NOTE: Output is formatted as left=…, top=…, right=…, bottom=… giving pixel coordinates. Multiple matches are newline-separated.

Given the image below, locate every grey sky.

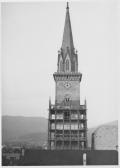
left=2, top=1, right=119, bottom=128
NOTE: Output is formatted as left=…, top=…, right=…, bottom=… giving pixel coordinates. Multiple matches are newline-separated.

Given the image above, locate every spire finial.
left=66, top=2, right=69, bottom=9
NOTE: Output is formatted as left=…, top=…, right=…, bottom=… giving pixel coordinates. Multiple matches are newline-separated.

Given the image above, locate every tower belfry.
left=48, top=3, right=87, bottom=150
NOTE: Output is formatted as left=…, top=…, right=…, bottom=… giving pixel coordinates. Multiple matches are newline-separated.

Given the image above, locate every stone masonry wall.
left=93, top=124, right=118, bottom=150
left=56, top=80, right=80, bottom=104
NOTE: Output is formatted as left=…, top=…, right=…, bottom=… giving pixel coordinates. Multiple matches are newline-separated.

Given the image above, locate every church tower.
left=48, top=3, right=87, bottom=150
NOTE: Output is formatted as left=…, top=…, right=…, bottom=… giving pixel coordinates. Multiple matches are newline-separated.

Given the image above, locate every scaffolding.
left=48, top=103, right=87, bottom=150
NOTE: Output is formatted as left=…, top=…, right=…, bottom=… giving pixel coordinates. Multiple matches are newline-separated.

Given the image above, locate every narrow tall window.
left=60, top=60, right=63, bottom=71
left=66, top=59, right=69, bottom=71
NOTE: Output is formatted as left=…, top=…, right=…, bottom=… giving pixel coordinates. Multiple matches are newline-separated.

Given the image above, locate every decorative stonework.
left=53, top=73, right=82, bottom=81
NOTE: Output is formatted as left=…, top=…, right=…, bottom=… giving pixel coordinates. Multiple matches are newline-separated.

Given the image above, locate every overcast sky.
left=2, top=0, right=119, bottom=128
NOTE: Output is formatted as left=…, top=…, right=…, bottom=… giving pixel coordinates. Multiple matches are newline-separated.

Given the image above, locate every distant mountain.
left=2, top=116, right=118, bottom=148
left=2, top=116, right=48, bottom=146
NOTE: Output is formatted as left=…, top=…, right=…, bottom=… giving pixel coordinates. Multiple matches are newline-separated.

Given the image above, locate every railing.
left=51, top=127, right=85, bottom=130
left=50, top=116, right=86, bottom=120
left=56, top=137, right=86, bottom=141
left=57, top=115, right=64, bottom=119
left=50, top=135, right=86, bottom=141
left=71, top=116, right=86, bottom=120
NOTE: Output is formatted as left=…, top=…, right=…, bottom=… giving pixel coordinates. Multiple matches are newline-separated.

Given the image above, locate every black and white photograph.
left=1, top=0, right=119, bottom=166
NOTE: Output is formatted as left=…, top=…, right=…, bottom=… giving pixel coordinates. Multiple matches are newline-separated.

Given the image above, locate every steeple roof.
left=61, top=2, right=74, bottom=53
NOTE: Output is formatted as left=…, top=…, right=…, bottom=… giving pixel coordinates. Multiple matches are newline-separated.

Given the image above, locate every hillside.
left=2, top=116, right=48, bottom=146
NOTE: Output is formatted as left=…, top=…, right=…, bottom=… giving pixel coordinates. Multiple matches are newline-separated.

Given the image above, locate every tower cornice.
left=53, top=72, right=82, bottom=82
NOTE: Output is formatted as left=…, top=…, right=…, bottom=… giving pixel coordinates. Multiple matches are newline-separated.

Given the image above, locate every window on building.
left=66, top=59, right=69, bottom=71
left=51, top=133, right=55, bottom=138
left=56, top=114, right=63, bottom=119
left=64, top=123, right=70, bottom=130
left=71, top=124, right=78, bottom=130
left=51, top=141, right=55, bottom=150
left=51, top=114, right=55, bottom=119
left=81, top=132, right=84, bottom=137
left=64, top=111, right=70, bottom=121
left=81, top=142, right=84, bottom=148
left=71, top=114, right=78, bottom=119
left=51, top=123, right=55, bottom=129
left=81, top=114, right=83, bottom=119
left=80, top=123, right=84, bottom=129
left=56, top=124, right=63, bottom=130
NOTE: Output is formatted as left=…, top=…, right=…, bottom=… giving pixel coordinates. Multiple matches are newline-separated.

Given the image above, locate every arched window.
left=66, top=59, right=69, bottom=72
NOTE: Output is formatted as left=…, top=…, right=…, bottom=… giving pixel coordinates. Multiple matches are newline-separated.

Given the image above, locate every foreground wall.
left=18, top=150, right=118, bottom=165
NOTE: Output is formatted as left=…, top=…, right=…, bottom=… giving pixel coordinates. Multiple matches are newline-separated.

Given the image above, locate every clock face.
left=64, top=82, right=71, bottom=88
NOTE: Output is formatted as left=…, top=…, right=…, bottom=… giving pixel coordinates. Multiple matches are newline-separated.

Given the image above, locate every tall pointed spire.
left=61, top=2, right=74, bottom=54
